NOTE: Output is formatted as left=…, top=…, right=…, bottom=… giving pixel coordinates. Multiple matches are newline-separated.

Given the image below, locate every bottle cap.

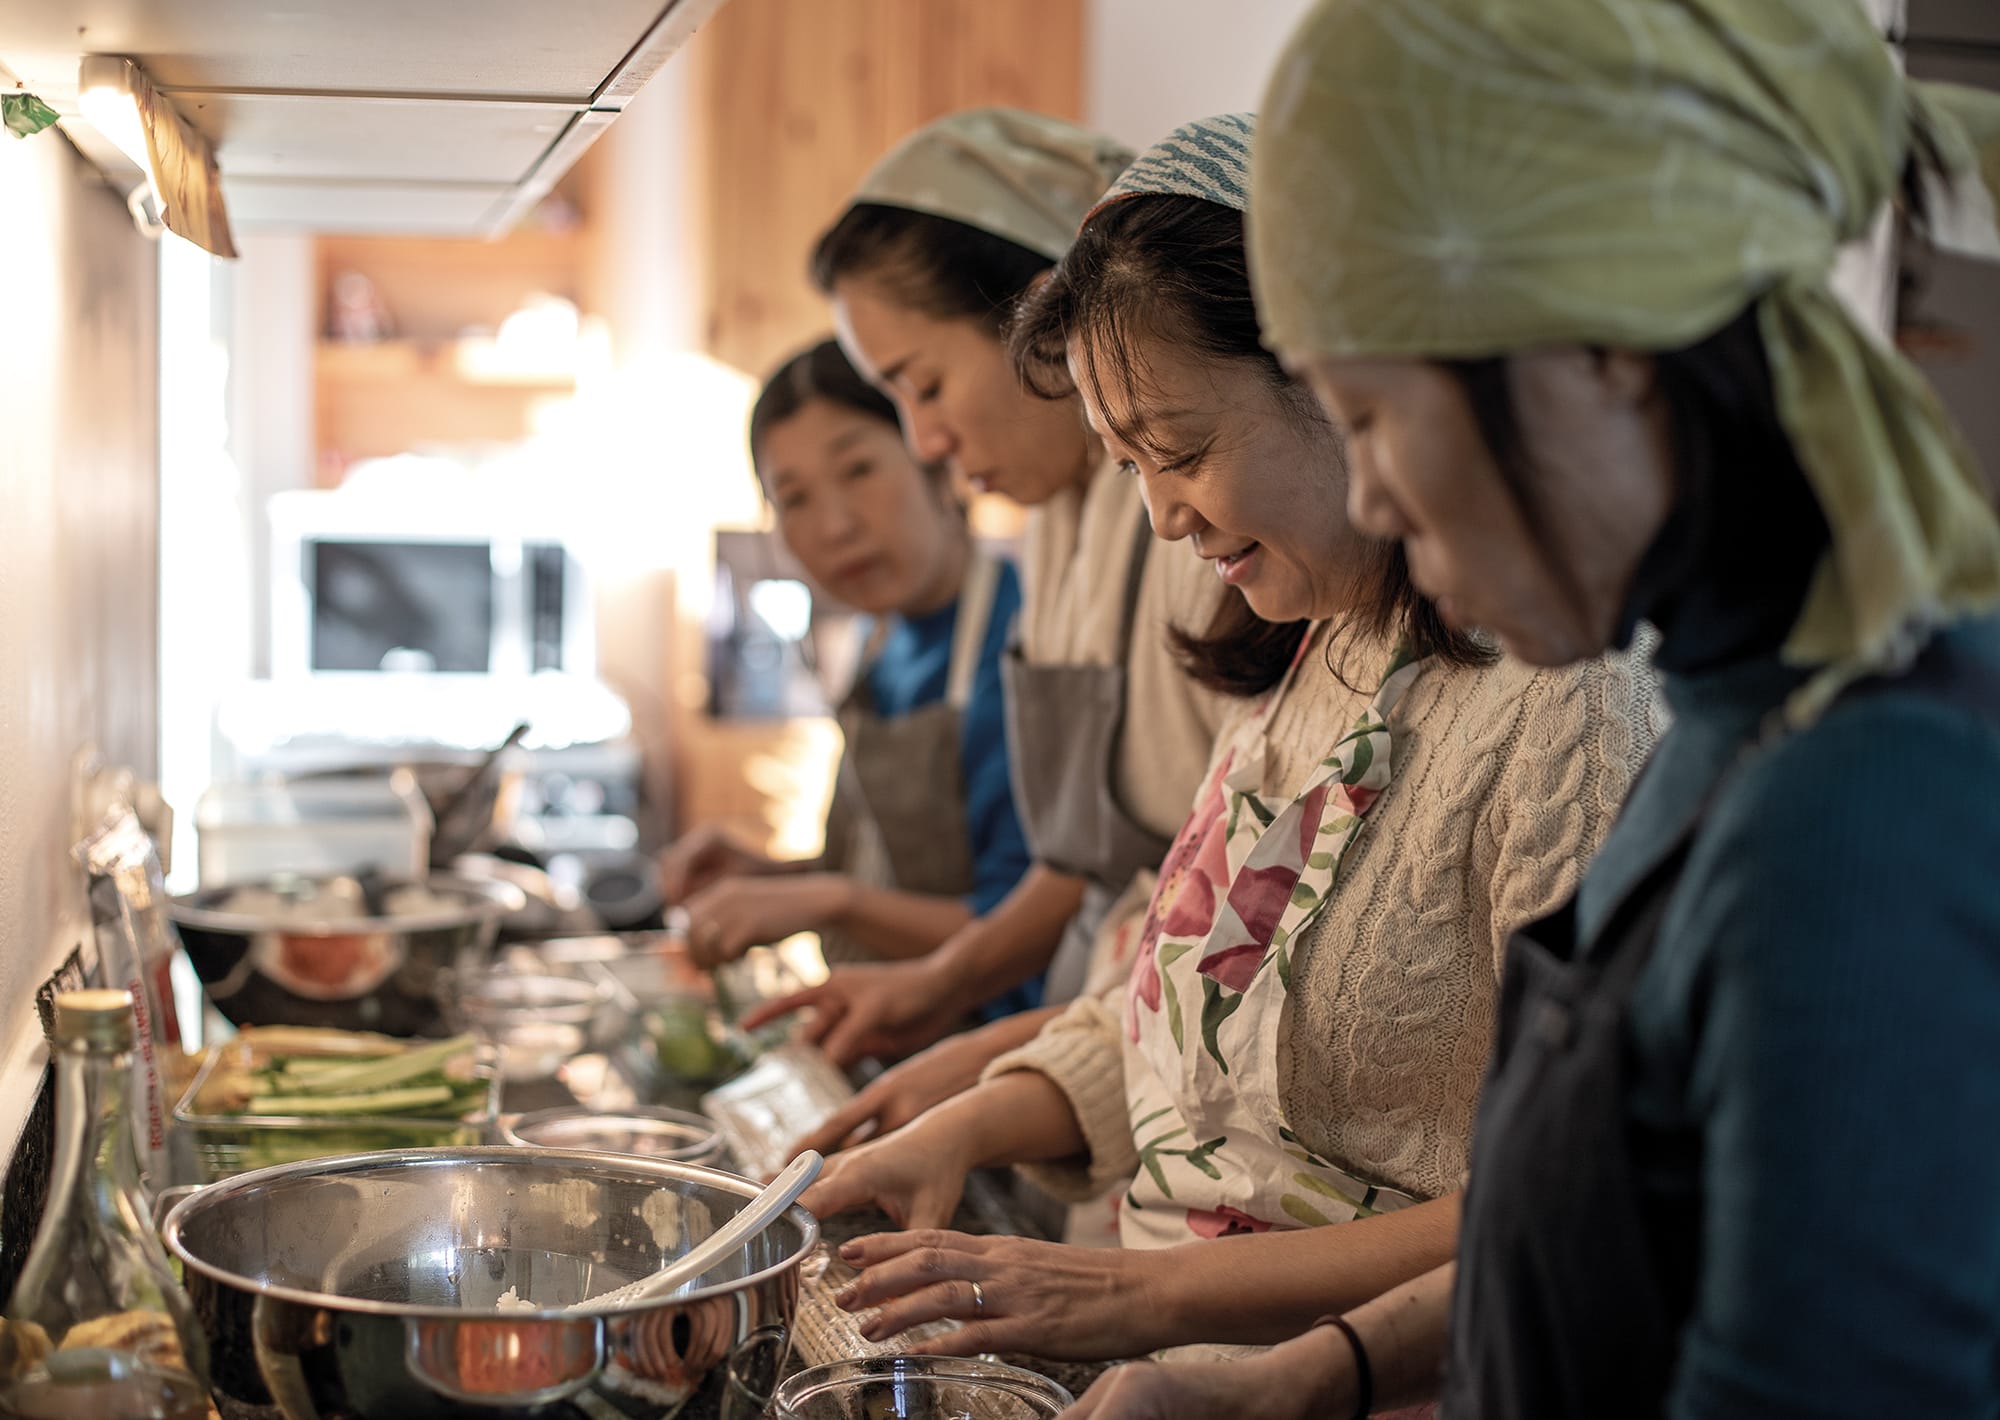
left=52, top=989, right=137, bottom=1052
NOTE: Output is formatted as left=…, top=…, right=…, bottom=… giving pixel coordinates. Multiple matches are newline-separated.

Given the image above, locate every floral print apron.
left=1119, top=634, right=1428, bottom=1248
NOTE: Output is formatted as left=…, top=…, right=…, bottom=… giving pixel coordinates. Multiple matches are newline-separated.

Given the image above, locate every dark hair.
left=748, top=339, right=900, bottom=478
left=810, top=204, right=1051, bottom=333
left=1444, top=304, right=1827, bottom=653
left=1010, top=192, right=1493, bottom=696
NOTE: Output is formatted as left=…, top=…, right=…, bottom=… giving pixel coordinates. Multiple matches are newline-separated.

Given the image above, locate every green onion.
left=242, top=1085, right=458, bottom=1116
left=263, top=1035, right=476, bottom=1097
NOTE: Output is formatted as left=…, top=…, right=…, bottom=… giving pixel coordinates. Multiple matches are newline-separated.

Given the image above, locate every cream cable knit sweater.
left=990, top=629, right=1660, bottom=1209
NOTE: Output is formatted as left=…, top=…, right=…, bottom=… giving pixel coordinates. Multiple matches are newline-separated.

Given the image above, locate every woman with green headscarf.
left=742, top=110, right=1236, bottom=1129
left=1066, top=3, right=2000, bottom=1419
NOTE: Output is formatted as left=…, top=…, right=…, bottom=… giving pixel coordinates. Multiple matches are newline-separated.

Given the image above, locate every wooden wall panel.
left=688, top=0, right=1086, bottom=378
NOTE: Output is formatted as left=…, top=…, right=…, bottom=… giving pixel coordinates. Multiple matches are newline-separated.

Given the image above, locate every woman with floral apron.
left=1064, top=4, right=2000, bottom=1417
left=1117, top=641, right=1427, bottom=1254
left=744, top=109, right=1233, bottom=1075
left=796, top=116, right=1656, bottom=1369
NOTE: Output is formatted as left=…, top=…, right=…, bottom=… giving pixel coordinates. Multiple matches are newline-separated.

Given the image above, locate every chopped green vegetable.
left=259, top=1034, right=476, bottom=1097
left=244, top=1085, right=458, bottom=1117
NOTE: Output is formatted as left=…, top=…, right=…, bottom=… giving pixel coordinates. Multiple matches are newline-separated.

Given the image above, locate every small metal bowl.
left=503, top=1106, right=726, bottom=1167
left=773, top=1356, right=1073, bottom=1419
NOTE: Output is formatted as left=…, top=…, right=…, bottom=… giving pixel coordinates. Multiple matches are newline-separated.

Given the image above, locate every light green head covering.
left=1250, top=0, right=2000, bottom=721
left=850, top=108, right=1133, bottom=260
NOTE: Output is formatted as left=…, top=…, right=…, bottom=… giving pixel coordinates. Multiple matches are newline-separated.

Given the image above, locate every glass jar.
left=0, top=990, right=211, bottom=1420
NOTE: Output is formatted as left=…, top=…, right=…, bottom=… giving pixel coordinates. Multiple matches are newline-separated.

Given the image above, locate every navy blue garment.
left=866, top=558, right=1039, bottom=1019
left=1569, top=614, right=2000, bottom=1420
left=1562, top=422, right=2000, bottom=1417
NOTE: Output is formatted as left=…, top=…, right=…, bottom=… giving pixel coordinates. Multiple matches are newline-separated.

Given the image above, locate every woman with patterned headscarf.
left=1069, top=3, right=2000, bottom=1419
left=743, top=110, right=1236, bottom=1129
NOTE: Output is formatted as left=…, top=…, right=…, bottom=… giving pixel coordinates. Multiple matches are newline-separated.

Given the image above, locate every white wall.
left=0, top=132, right=160, bottom=1160
left=1086, top=0, right=1316, bottom=150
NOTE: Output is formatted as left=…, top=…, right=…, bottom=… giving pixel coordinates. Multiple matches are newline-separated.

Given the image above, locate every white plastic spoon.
left=574, top=1150, right=823, bottom=1312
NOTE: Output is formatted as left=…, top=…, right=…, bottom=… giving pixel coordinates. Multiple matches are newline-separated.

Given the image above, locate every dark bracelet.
left=1313, top=1314, right=1373, bottom=1420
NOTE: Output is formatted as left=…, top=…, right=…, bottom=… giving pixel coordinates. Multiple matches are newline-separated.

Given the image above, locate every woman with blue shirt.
left=666, top=340, right=1037, bottom=1017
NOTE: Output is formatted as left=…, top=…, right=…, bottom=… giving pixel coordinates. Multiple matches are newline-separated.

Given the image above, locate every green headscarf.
left=850, top=108, right=1133, bottom=261
left=1249, top=0, right=2000, bottom=721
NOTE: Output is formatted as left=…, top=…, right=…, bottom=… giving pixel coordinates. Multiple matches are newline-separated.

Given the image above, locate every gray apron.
left=818, top=550, right=1003, bottom=965
left=1001, top=515, right=1172, bottom=1005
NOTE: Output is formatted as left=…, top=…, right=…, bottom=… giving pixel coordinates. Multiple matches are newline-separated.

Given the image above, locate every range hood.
left=0, top=0, right=730, bottom=236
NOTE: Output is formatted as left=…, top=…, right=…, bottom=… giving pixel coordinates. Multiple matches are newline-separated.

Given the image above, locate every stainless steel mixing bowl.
left=172, top=873, right=523, bottom=1036
left=163, top=1146, right=817, bottom=1419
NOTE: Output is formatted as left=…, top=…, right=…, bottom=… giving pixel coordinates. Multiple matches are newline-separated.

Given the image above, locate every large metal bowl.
left=164, top=1147, right=817, bottom=1419
left=172, top=873, right=524, bottom=1035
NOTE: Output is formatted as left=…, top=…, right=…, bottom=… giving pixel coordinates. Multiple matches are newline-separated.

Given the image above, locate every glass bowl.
left=772, top=1356, right=1073, bottom=1419
left=455, top=971, right=605, bottom=1082
left=502, top=1105, right=726, bottom=1167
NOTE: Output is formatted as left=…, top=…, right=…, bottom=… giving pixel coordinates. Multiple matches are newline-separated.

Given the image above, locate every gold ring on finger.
left=969, top=1279, right=986, bottom=1317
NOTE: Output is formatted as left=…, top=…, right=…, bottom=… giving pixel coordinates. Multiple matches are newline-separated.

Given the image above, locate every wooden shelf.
left=317, top=339, right=578, bottom=390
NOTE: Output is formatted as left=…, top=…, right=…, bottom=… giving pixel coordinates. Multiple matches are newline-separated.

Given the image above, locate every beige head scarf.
left=849, top=107, right=1134, bottom=260
left=1250, top=0, right=2000, bottom=722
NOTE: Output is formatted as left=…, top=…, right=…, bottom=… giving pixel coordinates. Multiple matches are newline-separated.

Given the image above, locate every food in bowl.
left=645, top=998, right=749, bottom=1086
left=173, top=1026, right=498, bottom=1181
left=172, top=873, right=519, bottom=1037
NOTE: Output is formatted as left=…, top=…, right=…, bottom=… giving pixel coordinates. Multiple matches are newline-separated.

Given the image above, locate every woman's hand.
left=740, top=957, right=961, bottom=1066
left=658, top=824, right=774, bottom=902
left=792, top=1010, right=1054, bottom=1155
left=833, top=1231, right=1176, bottom=1362
left=1063, top=1325, right=1359, bottom=1419
left=681, top=873, right=850, bottom=968
left=796, top=1112, right=978, bottom=1230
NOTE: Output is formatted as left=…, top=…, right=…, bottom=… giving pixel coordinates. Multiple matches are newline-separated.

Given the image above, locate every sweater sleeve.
left=1660, top=696, right=2000, bottom=1420
left=1480, top=656, right=1649, bottom=973
left=981, top=996, right=1138, bottom=1202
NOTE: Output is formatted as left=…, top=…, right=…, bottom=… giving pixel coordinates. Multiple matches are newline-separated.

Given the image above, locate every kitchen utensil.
left=172, top=873, right=523, bottom=1036
left=772, top=1357, right=1073, bottom=1419
left=428, top=721, right=529, bottom=865
left=163, top=1146, right=817, bottom=1419
left=502, top=1106, right=725, bottom=1166
left=576, top=1151, right=821, bottom=1312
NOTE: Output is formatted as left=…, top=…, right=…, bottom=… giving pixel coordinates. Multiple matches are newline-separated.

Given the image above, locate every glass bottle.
left=0, top=990, right=210, bottom=1420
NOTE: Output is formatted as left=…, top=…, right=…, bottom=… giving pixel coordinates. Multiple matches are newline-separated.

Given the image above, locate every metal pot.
left=172, top=873, right=524, bottom=1036
left=163, top=1147, right=816, bottom=1420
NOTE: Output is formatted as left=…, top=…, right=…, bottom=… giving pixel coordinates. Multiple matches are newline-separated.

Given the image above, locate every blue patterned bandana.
left=1096, top=112, right=1254, bottom=216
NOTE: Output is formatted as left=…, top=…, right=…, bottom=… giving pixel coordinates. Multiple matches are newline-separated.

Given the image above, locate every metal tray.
left=172, top=1035, right=502, bottom=1183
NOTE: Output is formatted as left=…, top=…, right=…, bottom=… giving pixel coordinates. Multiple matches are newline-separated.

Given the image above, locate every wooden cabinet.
left=310, top=215, right=587, bottom=478
left=686, top=0, right=1085, bottom=379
